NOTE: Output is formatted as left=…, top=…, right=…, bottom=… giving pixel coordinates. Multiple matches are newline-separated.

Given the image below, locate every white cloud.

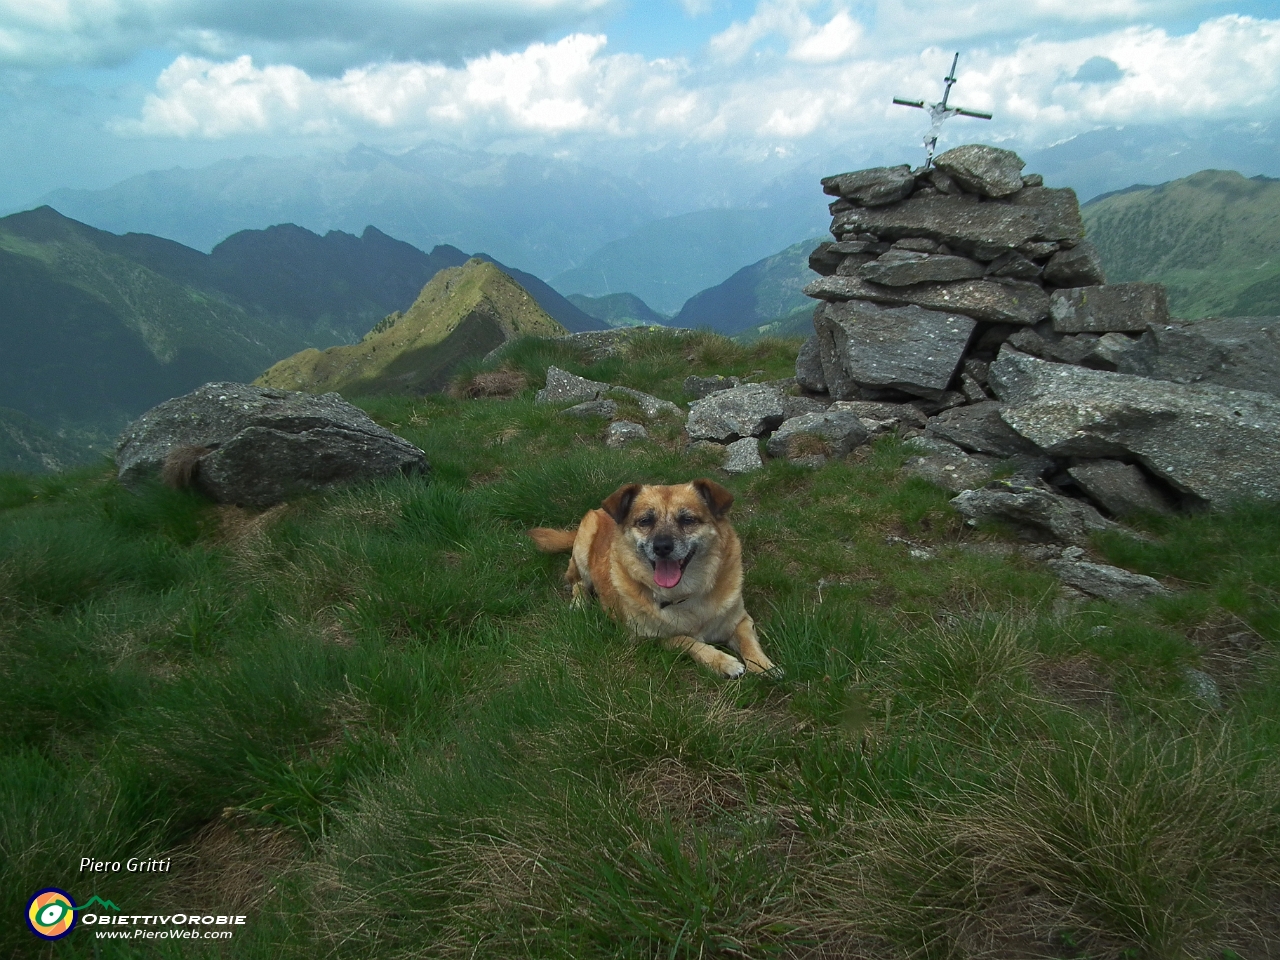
left=112, top=33, right=693, bottom=138
left=789, top=10, right=860, bottom=63
left=0, top=0, right=614, bottom=68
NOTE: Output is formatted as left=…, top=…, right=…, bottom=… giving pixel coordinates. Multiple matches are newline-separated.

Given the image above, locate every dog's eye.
left=635, top=515, right=655, bottom=528
left=678, top=515, right=700, bottom=527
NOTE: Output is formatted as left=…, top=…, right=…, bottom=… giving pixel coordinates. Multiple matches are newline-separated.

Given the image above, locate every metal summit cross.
left=893, top=52, right=992, bottom=168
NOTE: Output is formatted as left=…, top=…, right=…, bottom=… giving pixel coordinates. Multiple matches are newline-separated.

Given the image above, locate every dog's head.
left=601, top=479, right=734, bottom=590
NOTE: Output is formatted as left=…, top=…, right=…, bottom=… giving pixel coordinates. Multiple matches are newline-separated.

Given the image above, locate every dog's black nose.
left=652, top=534, right=674, bottom=558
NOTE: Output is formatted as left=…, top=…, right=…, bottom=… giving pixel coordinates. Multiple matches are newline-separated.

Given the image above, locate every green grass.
left=2, top=329, right=1278, bottom=959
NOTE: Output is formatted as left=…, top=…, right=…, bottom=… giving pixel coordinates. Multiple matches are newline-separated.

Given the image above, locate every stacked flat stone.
left=796, top=143, right=1280, bottom=517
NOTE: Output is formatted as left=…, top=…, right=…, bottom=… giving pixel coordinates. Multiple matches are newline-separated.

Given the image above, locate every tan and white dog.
left=528, top=479, right=776, bottom=678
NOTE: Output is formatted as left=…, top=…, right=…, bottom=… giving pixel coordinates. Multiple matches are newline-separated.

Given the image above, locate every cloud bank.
left=110, top=12, right=1280, bottom=155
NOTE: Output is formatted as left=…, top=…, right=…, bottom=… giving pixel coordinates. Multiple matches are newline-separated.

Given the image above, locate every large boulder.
left=950, top=481, right=1119, bottom=544
left=765, top=410, right=870, bottom=462
left=805, top=275, right=1049, bottom=326
left=686, top=384, right=786, bottom=442
left=1067, top=460, right=1173, bottom=516
left=1049, top=283, right=1168, bottom=333
left=990, top=348, right=1280, bottom=506
left=858, top=250, right=986, bottom=286
left=903, top=438, right=1001, bottom=493
left=115, top=382, right=429, bottom=509
left=1114, top=316, right=1280, bottom=397
left=814, top=299, right=976, bottom=401
left=933, top=145, right=1026, bottom=198
left=536, top=366, right=610, bottom=403
left=795, top=335, right=827, bottom=393
left=1046, top=559, right=1170, bottom=603
left=1043, top=241, right=1106, bottom=287
left=830, top=187, right=1085, bottom=259
left=924, top=401, right=1044, bottom=458
left=821, top=165, right=915, bottom=206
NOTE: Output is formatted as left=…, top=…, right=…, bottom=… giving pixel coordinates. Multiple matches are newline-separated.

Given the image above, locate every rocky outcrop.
left=116, top=382, right=429, bottom=508
left=989, top=349, right=1280, bottom=507
left=686, top=384, right=786, bottom=442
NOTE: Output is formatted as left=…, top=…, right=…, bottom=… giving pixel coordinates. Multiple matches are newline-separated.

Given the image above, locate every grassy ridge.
left=2, top=330, right=1278, bottom=959
left=1083, top=170, right=1280, bottom=319
left=256, top=261, right=567, bottom=397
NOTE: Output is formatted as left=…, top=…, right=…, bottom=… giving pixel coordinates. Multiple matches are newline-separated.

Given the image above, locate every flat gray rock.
left=795, top=335, right=827, bottom=393
left=1068, top=459, right=1172, bottom=516
left=1050, top=283, right=1168, bottom=333
left=115, top=382, right=429, bottom=509
left=934, top=145, right=1026, bottom=198
left=902, top=438, right=1000, bottom=493
left=858, top=250, right=986, bottom=286
left=805, top=274, right=1049, bottom=326
left=606, top=421, right=647, bottom=449
left=925, top=401, right=1044, bottom=458
left=1046, top=560, right=1170, bottom=603
left=536, top=366, right=609, bottom=403
left=608, top=385, right=683, bottom=419
left=990, top=348, right=1280, bottom=506
left=781, top=394, right=831, bottom=419
left=1114, top=316, right=1280, bottom=397
left=722, top=437, right=763, bottom=474
left=561, top=399, right=618, bottom=419
left=950, top=481, right=1119, bottom=544
left=684, top=374, right=742, bottom=399
left=821, top=165, right=915, bottom=206
left=986, top=251, right=1042, bottom=280
left=1043, top=241, right=1106, bottom=287
left=814, top=299, right=976, bottom=401
left=766, top=410, right=869, bottom=460
left=686, top=384, right=785, bottom=441
left=831, top=187, right=1084, bottom=258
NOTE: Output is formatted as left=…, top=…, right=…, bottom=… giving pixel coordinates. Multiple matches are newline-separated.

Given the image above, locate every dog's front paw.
left=714, top=654, right=746, bottom=679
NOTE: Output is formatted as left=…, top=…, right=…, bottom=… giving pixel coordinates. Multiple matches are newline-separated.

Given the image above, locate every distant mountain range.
left=0, top=207, right=602, bottom=450
left=34, top=143, right=660, bottom=279
left=259, top=260, right=566, bottom=398
left=567, top=293, right=668, bottom=328
left=1083, top=169, right=1280, bottom=319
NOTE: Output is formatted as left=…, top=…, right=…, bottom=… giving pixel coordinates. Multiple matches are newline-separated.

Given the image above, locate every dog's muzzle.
left=650, top=538, right=696, bottom=589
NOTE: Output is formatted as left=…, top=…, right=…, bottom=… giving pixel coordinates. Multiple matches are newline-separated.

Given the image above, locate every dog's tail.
left=528, top=527, right=577, bottom=553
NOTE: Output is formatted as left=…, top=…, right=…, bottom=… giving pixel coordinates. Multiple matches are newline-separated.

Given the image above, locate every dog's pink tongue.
left=654, top=559, right=683, bottom=589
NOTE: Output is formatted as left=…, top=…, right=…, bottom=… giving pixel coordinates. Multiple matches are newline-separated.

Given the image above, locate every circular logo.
left=27, top=889, right=77, bottom=940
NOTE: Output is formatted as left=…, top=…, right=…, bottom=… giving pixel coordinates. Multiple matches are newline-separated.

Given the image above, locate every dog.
left=528, top=478, right=776, bottom=678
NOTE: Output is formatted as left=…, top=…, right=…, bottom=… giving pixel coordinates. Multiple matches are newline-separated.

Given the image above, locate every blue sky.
left=2, top=0, right=1279, bottom=210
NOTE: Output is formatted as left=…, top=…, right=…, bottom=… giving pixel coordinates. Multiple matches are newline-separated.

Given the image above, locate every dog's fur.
left=528, top=479, right=775, bottom=678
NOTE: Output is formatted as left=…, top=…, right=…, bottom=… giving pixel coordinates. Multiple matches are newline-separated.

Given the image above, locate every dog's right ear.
left=601, top=483, right=642, bottom=524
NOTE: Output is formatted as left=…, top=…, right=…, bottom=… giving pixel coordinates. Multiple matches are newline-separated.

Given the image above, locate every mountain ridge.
left=256, top=260, right=567, bottom=397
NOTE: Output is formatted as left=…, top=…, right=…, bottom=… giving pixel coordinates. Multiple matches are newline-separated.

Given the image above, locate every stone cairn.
left=791, top=143, right=1280, bottom=532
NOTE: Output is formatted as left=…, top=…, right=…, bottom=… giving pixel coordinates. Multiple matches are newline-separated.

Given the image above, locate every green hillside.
left=3, top=329, right=1279, bottom=959
left=567, top=292, right=668, bottom=327
left=675, top=237, right=821, bottom=336
left=0, top=215, right=289, bottom=432
left=0, top=407, right=94, bottom=474
left=257, top=260, right=567, bottom=397
left=1083, top=170, right=1280, bottom=318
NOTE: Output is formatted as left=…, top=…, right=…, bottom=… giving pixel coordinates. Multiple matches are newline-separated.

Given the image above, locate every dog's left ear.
left=601, top=483, right=642, bottom=524
left=693, top=478, right=734, bottom=518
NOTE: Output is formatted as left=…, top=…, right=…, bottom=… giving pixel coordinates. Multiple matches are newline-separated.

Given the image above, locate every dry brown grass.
left=160, top=444, right=210, bottom=490
left=449, top=368, right=528, bottom=399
